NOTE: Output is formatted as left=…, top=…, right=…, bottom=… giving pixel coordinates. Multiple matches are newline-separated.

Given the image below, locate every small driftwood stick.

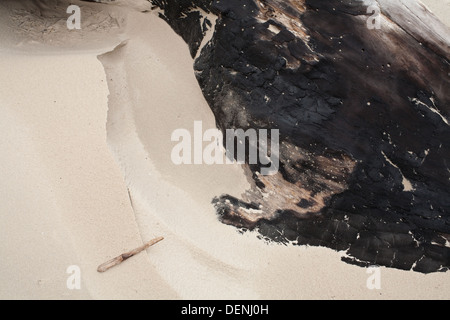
left=97, top=236, right=164, bottom=273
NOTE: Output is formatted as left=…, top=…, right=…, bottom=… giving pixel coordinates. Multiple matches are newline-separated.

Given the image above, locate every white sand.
left=421, top=0, right=450, bottom=25
left=0, top=0, right=449, bottom=300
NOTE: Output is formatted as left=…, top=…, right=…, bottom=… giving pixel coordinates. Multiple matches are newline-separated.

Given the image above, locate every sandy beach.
left=0, top=0, right=449, bottom=300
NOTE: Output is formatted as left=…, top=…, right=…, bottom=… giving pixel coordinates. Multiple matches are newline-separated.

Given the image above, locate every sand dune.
left=0, top=0, right=449, bottom=299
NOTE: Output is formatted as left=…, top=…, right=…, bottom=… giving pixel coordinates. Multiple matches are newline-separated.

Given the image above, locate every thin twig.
left=97, top=236, right=164, bottom=273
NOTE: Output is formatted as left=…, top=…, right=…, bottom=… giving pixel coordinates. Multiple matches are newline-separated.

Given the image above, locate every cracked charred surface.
left=152, top=0, right=450, bottom=273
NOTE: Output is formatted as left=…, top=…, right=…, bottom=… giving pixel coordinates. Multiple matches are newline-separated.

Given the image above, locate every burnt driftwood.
left=152, top=0, right=450, bottom=273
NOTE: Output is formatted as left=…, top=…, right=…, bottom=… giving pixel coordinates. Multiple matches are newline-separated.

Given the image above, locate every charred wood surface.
left=152, top=0, right=450, bottom=273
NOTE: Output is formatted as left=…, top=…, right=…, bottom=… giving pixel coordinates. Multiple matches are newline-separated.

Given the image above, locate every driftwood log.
left=151, top=0, right=450, bottom=273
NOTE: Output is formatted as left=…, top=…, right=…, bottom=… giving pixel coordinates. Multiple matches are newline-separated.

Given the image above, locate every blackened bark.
left=151, top=0, right=450, bottom=273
